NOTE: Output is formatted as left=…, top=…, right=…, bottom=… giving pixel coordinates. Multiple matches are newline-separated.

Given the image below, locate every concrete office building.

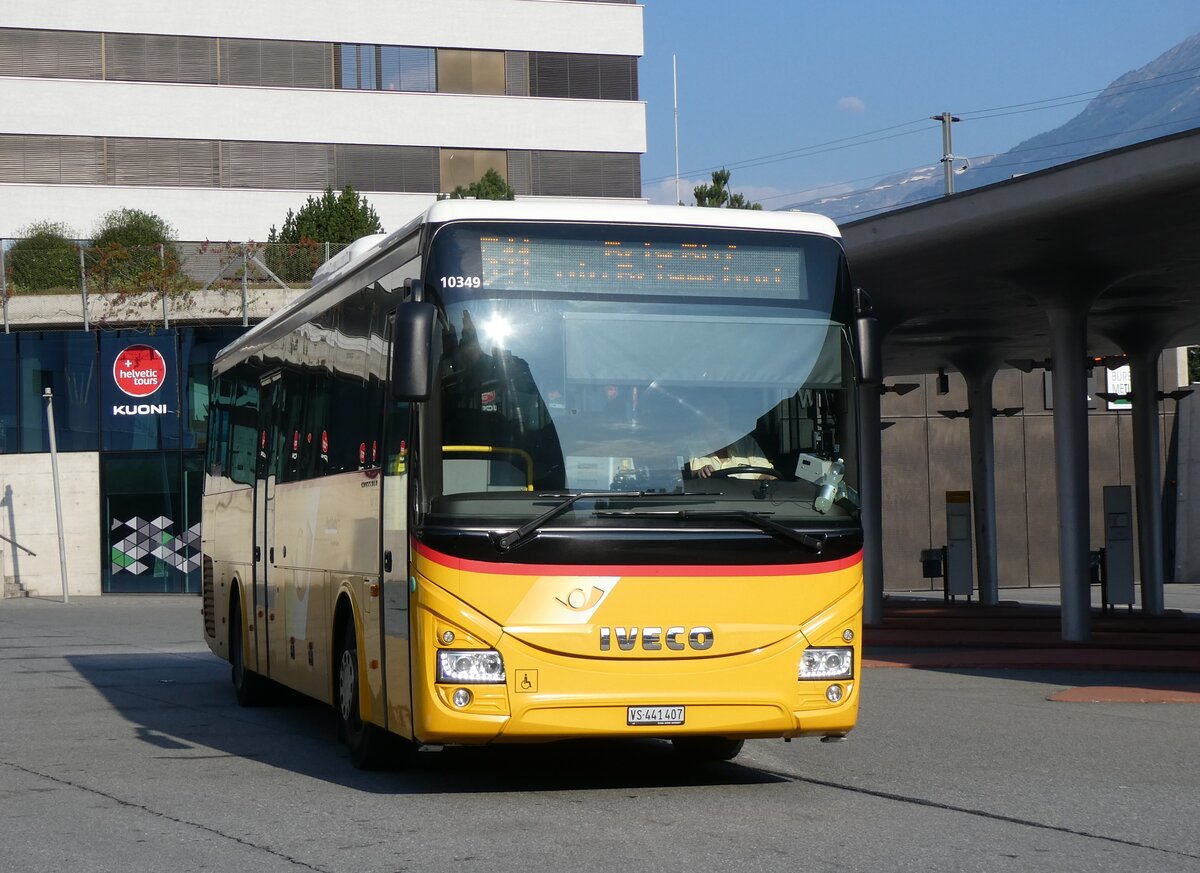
left=0, top=0, right=646, bottom=597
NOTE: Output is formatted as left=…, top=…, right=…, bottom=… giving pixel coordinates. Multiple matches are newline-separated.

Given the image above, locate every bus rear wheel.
left=336, top=616, right=393, bottom=770
left=672, top=736, right=745, bottom=762
left=230, top=595, right=266, bottom=707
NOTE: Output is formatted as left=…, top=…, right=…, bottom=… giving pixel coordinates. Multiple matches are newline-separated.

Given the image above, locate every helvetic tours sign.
left=113, top=345, right=169, bottom=414
left=114, top=345, right=167, bottom=398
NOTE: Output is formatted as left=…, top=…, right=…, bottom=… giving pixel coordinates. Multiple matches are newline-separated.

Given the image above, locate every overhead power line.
left=644, top=60, right=1200, bottom=189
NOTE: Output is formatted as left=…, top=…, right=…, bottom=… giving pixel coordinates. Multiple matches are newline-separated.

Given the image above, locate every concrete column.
left=859, top=384, right=884, bottom=625
left=962, top=364, right=1001, bottom=605
left=1128, top=349, right=1165, bottom=615
left=1046, top=303, right=1092, bottom=641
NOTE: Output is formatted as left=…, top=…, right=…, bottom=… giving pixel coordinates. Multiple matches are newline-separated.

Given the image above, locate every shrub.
left=6, top=221, right=79, bottom=293
left=87, top=208, right=184, bottom=294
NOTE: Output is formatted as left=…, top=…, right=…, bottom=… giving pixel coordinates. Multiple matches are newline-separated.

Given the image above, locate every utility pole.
left=931, top=112, right=961, bottom=195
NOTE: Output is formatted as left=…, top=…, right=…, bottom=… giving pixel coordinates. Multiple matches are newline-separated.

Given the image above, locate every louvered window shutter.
left=106, top=33, right=216, bottom=84
left=531, top=151, right=571, bottom=196
left=507, top=151, right=532, bottom=196
left=570, top=152, right=605, bottom=196
left=402, top=147, right=439, bottom=192
left=505, top=52, right=529, bottom=97
left=597, top=55, right=636, bottom=100
left=219, top=38, right=260, bottom=86
left=531, top=53, right=570, bottom=98
left=568, top=54, right=601, bottom=99
left=0, top=29, right=101, bottom=79
left=0, top=134, right=104, bottom=184
left=603, top=153, right=640, bottom=197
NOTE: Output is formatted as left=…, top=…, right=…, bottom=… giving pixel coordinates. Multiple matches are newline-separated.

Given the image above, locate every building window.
left=437, top=49, right=506, bottom=96
left=440, top=148, right=507, bottom=193
left=105, top=33, right=217, bottom=85
left=0, top=134, right=640, bottom=198
left=17, top=331, right=99, bottom=452
left=0, top=28, right=101, bottom=79
left=1, top=29, right=640, bottom=102
left=335, top=43, right=438, bottom=92
left=0, top=335, right=16, bottom=454
left=528, top=53, right=638, bottom=101
left=337, top=43, right=377, bottom=90
left=381, top=46, right=437, bottom=91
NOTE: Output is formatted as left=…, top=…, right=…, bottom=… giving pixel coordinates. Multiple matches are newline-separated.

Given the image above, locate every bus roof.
left=420, top=199, right=841, bottom=238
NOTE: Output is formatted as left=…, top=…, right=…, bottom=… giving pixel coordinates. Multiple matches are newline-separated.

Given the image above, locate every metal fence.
left=1, top=238, right=350, bottom=331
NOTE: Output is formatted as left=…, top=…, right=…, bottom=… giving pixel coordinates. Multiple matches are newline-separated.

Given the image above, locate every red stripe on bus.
left=411, top=540, right=862, bottom=578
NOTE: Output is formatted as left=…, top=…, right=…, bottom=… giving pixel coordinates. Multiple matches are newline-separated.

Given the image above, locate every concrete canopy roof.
left=840, top=128, right=1200, bottom=376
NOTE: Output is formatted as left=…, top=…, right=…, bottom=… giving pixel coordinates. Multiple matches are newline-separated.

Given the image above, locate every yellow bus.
left=201, top=200, right=877, bottom=768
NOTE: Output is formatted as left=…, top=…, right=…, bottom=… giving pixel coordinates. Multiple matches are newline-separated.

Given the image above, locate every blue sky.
left=640, top=1, right=1200, bottom=208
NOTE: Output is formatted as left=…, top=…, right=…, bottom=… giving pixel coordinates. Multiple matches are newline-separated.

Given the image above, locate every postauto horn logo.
left=112, top=344, right=168, bottom=415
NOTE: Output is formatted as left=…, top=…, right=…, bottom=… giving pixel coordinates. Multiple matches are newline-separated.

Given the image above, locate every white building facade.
left=0, top=0, right=646, bottom=240
left=0, top=0, right=645, bottom=598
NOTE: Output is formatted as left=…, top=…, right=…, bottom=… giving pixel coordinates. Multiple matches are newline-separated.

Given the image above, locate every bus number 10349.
left=440, top=276, right=482, bottom=289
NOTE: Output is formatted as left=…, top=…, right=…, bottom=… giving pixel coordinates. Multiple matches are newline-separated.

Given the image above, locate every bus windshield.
left=423, top=222, right=858, bottom=524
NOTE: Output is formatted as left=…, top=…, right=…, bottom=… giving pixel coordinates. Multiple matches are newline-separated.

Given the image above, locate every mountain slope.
left=787, top=31, right=1200, bottom=220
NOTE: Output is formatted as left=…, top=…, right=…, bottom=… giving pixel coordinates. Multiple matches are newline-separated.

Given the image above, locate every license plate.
left=627, top=705, right=685, bottom=726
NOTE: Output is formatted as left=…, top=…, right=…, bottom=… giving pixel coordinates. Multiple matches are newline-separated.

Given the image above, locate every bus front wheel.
left=336, top=616, right=392, bottom=770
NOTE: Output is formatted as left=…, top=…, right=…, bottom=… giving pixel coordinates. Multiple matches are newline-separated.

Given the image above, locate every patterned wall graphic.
left=110, top=515, right=200, bottom=577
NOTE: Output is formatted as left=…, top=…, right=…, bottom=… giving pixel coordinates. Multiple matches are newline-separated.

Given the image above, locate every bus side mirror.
left=391, top=302, right=438, bottom=400
left=853, top=288, right=882, bottom=386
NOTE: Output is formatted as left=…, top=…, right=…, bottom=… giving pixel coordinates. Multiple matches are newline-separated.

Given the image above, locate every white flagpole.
left=673, top=54, right=681, bottom=205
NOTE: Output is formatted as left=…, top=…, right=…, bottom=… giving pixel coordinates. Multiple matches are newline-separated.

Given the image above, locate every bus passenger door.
left=251, top=371, right=282, bottom=676
left=382, top=395, right=414, bottom=739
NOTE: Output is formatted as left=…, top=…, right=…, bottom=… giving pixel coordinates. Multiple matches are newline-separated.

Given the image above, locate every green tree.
left=1189, top=346, right=1199, bottom=383
left=267, top=186, right=384, bottom=282
left=87, top=208, right=184, bottom=295
left=6, top=221, right=79, bottom=293
left=693, top=168, right=763, bottom=210
left=449, top=168, right=516, bottom=201
left=268, top=186, right=383, bottom=246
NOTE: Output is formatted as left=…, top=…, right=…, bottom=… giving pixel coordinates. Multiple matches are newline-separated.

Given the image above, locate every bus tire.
left=230, top=594, right=266, bottom=707
left=671, top=736, right=745, bottom=762
left=336, top=615, right=391, bottom=770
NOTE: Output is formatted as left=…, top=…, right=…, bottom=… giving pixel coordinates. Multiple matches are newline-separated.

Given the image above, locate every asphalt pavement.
left=1, top=595, right=1198, bottom=873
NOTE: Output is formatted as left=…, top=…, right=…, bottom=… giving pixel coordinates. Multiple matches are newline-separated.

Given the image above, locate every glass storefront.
left=102, top=452, right=204, bottom=593
left=1, top=326, right=243, bottom=593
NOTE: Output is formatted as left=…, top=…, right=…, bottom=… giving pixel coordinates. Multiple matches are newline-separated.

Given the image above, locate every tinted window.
left=18, top=331, right=99, bottom=452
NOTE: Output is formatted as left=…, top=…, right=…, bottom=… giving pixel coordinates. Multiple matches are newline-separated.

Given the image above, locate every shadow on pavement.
left=64, top=651, right=790, bottom=794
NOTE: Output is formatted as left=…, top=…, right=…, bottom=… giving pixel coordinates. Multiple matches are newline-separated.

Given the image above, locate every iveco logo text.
left=113, top=404, right=168, bottom=415
left=599, top=626, right=714, bottom=652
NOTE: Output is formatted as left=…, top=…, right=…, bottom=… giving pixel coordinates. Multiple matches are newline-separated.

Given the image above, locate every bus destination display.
left=476, top=235, right=807, bottom=299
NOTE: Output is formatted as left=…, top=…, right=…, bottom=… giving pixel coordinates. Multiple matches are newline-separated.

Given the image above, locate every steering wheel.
left=707, top=465, right=783, bottom=480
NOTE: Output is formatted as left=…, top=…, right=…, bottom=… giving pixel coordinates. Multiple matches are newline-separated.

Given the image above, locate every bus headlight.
left=437, top=650, right=506, bottom=684
left=799, top=647, right=854, bottom=680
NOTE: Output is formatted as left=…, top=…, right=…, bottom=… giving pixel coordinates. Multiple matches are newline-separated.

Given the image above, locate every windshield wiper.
left=490, top=491, right=722, bottom=553
left=594, top=508, right=826, bottom=553
left=490, top=491, right=642, bottom=553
